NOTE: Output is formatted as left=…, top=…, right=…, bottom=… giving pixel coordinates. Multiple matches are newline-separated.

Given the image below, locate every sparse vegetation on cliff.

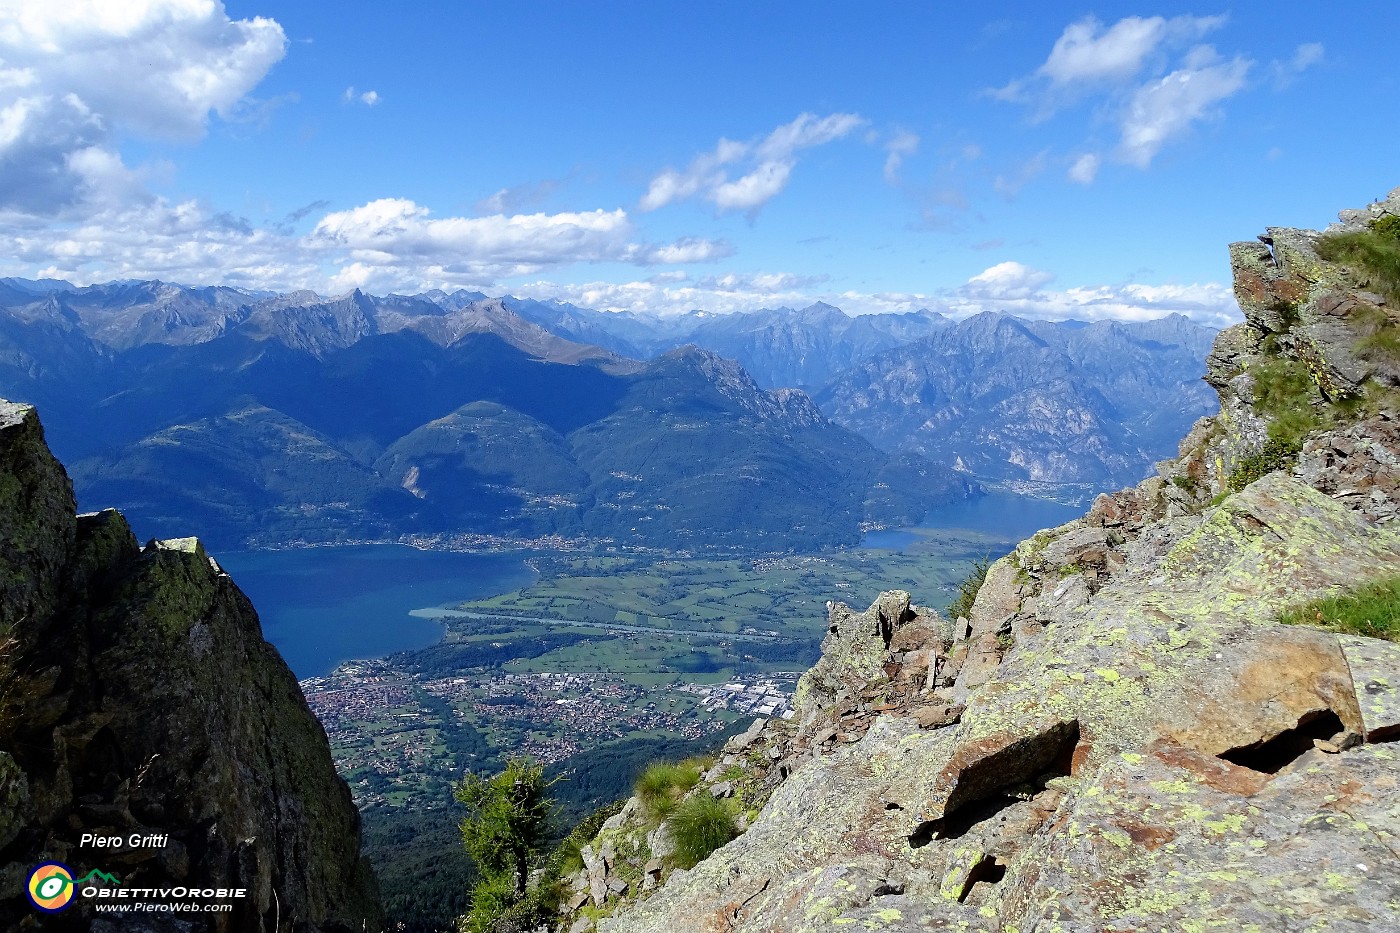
left=1316, top=215, right=1400, bottom=306
left=947, top=556, right=990, bottom=621
left=1280, top=574, right=1400, bottom=642
left=634, top=759, right=704, bottom=821
left=457, top=756, right=558, bottom=933
left=666, top=794, right=738, bottom=869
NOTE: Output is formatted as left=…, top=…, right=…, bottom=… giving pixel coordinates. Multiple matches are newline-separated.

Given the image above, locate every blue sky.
left=1, top=2, right=1396, bottom=325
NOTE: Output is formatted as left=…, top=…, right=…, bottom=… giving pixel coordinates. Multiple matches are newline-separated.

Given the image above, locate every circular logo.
left=27, top=862, right=75, bottom=913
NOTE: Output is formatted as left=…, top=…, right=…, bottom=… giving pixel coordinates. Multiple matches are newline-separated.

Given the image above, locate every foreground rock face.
left=587, top=194, right=1400, bottom=931
left=0, top=400, right=380, bottom=931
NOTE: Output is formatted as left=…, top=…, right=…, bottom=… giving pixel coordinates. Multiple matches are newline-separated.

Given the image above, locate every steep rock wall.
left=0, top=400, right=381, bottom=931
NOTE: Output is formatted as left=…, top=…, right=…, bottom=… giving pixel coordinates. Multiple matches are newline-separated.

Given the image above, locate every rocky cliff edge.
left=563, top=192, right=1400, bottom=932
left=0, top=400, right=381, bottom=931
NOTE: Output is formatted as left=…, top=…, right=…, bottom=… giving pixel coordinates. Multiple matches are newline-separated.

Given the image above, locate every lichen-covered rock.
left=1009, top=742, right=1400, bottom=932
left=1337, top=635, right=1400, bottom=741
left=0, top=400, right=380, bottom=931
left=589, top=191, right=1400, bottom=933
left=793, top=590, right=935, bottom=733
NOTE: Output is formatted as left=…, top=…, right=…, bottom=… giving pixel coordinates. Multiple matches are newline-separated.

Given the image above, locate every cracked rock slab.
left=1339, top=635, right=1400, bottom=741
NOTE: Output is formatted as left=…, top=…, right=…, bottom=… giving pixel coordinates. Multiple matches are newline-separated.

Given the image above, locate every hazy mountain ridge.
left=0, top=279, right=1215, bottom=540
left=816, top=311, right=1219, bottom=492
left=503, top=296, right=952, bottom=389
left=0, top=283, right=971, bottom=551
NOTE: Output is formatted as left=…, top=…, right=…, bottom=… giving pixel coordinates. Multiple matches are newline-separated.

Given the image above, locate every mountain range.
left=0, top=280, right=972, bottom=551
left=0, top=278, right=1217, bottom=548
left=495, top=293, right=1219, bottom=493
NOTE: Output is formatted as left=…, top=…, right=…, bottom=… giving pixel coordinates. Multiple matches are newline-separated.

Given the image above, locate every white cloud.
left=1117, top=51, right=1250, bottom=167
left=3, top=198, right=320, bottom=291
left=993, top=14, right=1258, bottom=178
left=961, top=261, right=1055, bottom=299
left=0, top=0, right=286, bottom=213
left=344, top=86, right=380, bottom=106
left=945, top=263, right=1238, bottom=326
left=1068, top=153, right=1100, bottom=184
left=501, top=265, right=1239, bottom=328
left=305, top=199, right=730, bottom=283
left=1041, top=15, right=1223, bottom=88
left=639, top=112, right=866, bottom=215
left=883, top=130, right=919, bottom=184
left=1271, top=42, right=1323, bottom=88
left=311, top=199, right=632, bottom=265
left=643, top=237, right=733, bottom=265
left=994, top=14, right=1227, bottom=110
left=0, top=193, right=731, bottom=296
left=711, top=160, right=793, bottom=213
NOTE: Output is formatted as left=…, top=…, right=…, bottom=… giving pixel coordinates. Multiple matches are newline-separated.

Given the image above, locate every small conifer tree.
left=456, top=756, right=556, bottom=932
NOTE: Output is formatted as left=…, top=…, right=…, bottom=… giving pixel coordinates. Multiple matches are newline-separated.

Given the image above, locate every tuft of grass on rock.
left=1316, top=217, right=1400, bottom=305
left=667, top=794, right=737, bottom=869
left=1279, top=574, right=1400, bottom=642
left=634, top=760, right=703, bottom=821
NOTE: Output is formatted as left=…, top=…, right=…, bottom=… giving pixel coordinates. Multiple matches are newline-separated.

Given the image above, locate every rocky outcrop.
left=584, top=192, right=1400, bottom=931
left=0, top=400, right=380, bottom=931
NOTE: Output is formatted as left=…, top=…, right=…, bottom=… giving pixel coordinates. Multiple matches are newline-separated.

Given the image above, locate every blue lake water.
left=217, top=545, right=536, bottom=678
left=861, top=491, right=1086, bottom=552
left=223, top=493, right=1087, bottom=676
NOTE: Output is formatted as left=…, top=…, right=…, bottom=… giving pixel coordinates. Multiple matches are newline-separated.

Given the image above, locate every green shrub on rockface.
left=1280, top=574, right=1400, bottom=642
left=667, top=794, right=738, bottom=869
left=1227, top=437, right=1303, bottom=492
left=947, top=557, right=991, bottom=622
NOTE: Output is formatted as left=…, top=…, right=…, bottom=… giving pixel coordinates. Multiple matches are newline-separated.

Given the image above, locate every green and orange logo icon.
left=27, top=862, right=75, bottom=912
left=26, top=863, right=121, bottom=912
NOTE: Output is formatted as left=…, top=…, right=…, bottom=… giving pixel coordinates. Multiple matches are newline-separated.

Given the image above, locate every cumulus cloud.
left=993, top=14, right=1226, bottom=111
left=961, top=261, right=1055, bottom=299
left=0, top=193, right=731, bottom=296
left=4, top=199, right=319, bottom=291
left=0, top=0, right=287, bottom=213
left=639, top=112, right=866, bottom=215
left=992, top=13, right=1265, bottom=177
left=305, top=198, right=731, bottom=284
left=311, top=199, right=632, bottom=265
left=944, top=262, right=1238, bottom=326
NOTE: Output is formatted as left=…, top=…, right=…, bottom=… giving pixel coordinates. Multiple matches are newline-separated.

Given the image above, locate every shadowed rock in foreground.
left=0, top=400, right=380, bottom=930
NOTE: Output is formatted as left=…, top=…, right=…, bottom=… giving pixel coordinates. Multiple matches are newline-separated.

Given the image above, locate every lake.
left=224, top=492, right=1087, bottom=677
left=861, top=491, right=1086, bottom=552
left=217, top=545, right=537, bottom=678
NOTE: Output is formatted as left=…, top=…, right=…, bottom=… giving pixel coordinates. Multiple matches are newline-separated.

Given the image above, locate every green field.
left=452, top=529, right=1005, bottom=638
left=311, top=532, right=1013, bottom=932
